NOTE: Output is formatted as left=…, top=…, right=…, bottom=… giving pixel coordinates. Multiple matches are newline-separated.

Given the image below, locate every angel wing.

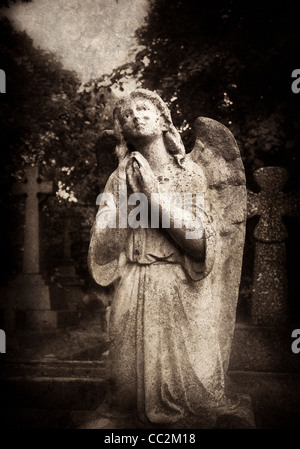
left=188, top=117, right=247, bottom=374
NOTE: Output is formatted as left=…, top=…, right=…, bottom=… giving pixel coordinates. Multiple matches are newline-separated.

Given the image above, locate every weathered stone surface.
left=1, top=318, right=299, bottom=428
left=78, top=394, right=255, bottom=429
left=191, top=117, right=247, bottom=374
left=251, top=242, right=289, bottom=325
left=248, top=166, right=300, bottom=325
left=0, top=369, right=299, bottom=428
left=12, top=165, right=53, bottom=275
left=248, top=167, right=298, bottom=242
left=0, top=360, right=106, bottom=379
left=87, top=89, right=251, bottom=428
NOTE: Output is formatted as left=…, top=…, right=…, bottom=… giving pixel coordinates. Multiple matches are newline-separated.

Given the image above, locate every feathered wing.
left=188, top=117, right=247, bottom=373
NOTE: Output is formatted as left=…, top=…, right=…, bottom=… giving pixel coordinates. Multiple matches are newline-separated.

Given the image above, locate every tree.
left=106, top=0, right=300, bottom=186
left=0, top=17, right=116, bottom=283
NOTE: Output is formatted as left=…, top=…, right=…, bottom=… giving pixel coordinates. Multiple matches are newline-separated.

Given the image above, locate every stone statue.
left=86, top=89, right=254, bottom=428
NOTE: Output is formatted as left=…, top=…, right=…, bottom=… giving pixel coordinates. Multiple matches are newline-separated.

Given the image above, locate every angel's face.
left=118, top=98, right=163, bottom=141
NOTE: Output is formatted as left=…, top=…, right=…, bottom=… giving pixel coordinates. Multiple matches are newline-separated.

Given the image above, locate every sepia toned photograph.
left=0, top=0, right=300, bottom=433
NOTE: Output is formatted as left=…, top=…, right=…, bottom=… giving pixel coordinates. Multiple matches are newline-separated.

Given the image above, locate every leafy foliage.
left=107, top=0, right=300, bottom=185
left=0, top=18, right=116, bottom=283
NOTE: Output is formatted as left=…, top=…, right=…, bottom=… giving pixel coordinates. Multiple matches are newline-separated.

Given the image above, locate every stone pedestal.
left=251, top=242, right=289, bottom=325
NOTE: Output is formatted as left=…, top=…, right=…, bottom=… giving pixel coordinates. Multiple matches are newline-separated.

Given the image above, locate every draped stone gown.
left=88, top=156, right=234, bottom=425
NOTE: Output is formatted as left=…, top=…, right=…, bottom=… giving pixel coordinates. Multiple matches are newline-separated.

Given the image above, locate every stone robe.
left=88, top=155, right=233, bottom=425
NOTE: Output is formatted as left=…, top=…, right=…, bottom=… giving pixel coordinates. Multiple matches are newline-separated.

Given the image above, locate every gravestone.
left=1, top=165, right=78, bottom=330
left=247, top=166, right=300, bottom=325
left=228, top=166, right=300, bottom=428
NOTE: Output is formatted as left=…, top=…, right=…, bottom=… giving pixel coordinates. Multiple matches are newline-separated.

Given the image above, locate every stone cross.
left=3, top=165, right=79, bottom=330
left=247, top=166, right=300, bottom=325
left=13, top=165, right=53, bottom=275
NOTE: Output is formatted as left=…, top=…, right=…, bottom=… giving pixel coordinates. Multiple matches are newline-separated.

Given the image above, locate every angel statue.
left=85, top=89, right=255, bottom=429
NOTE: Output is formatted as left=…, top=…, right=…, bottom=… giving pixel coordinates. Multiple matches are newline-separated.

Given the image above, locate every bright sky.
left=5, top=0, right=149, bottom=83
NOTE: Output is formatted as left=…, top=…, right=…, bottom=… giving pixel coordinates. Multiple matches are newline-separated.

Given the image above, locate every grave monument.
left=1, top=165, right=78, bottom=331
left=85, top=89, right=254, bottom=428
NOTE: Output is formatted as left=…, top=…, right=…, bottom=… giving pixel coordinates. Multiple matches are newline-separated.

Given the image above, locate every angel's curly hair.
left=113, top=89, right=185, bottom=167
